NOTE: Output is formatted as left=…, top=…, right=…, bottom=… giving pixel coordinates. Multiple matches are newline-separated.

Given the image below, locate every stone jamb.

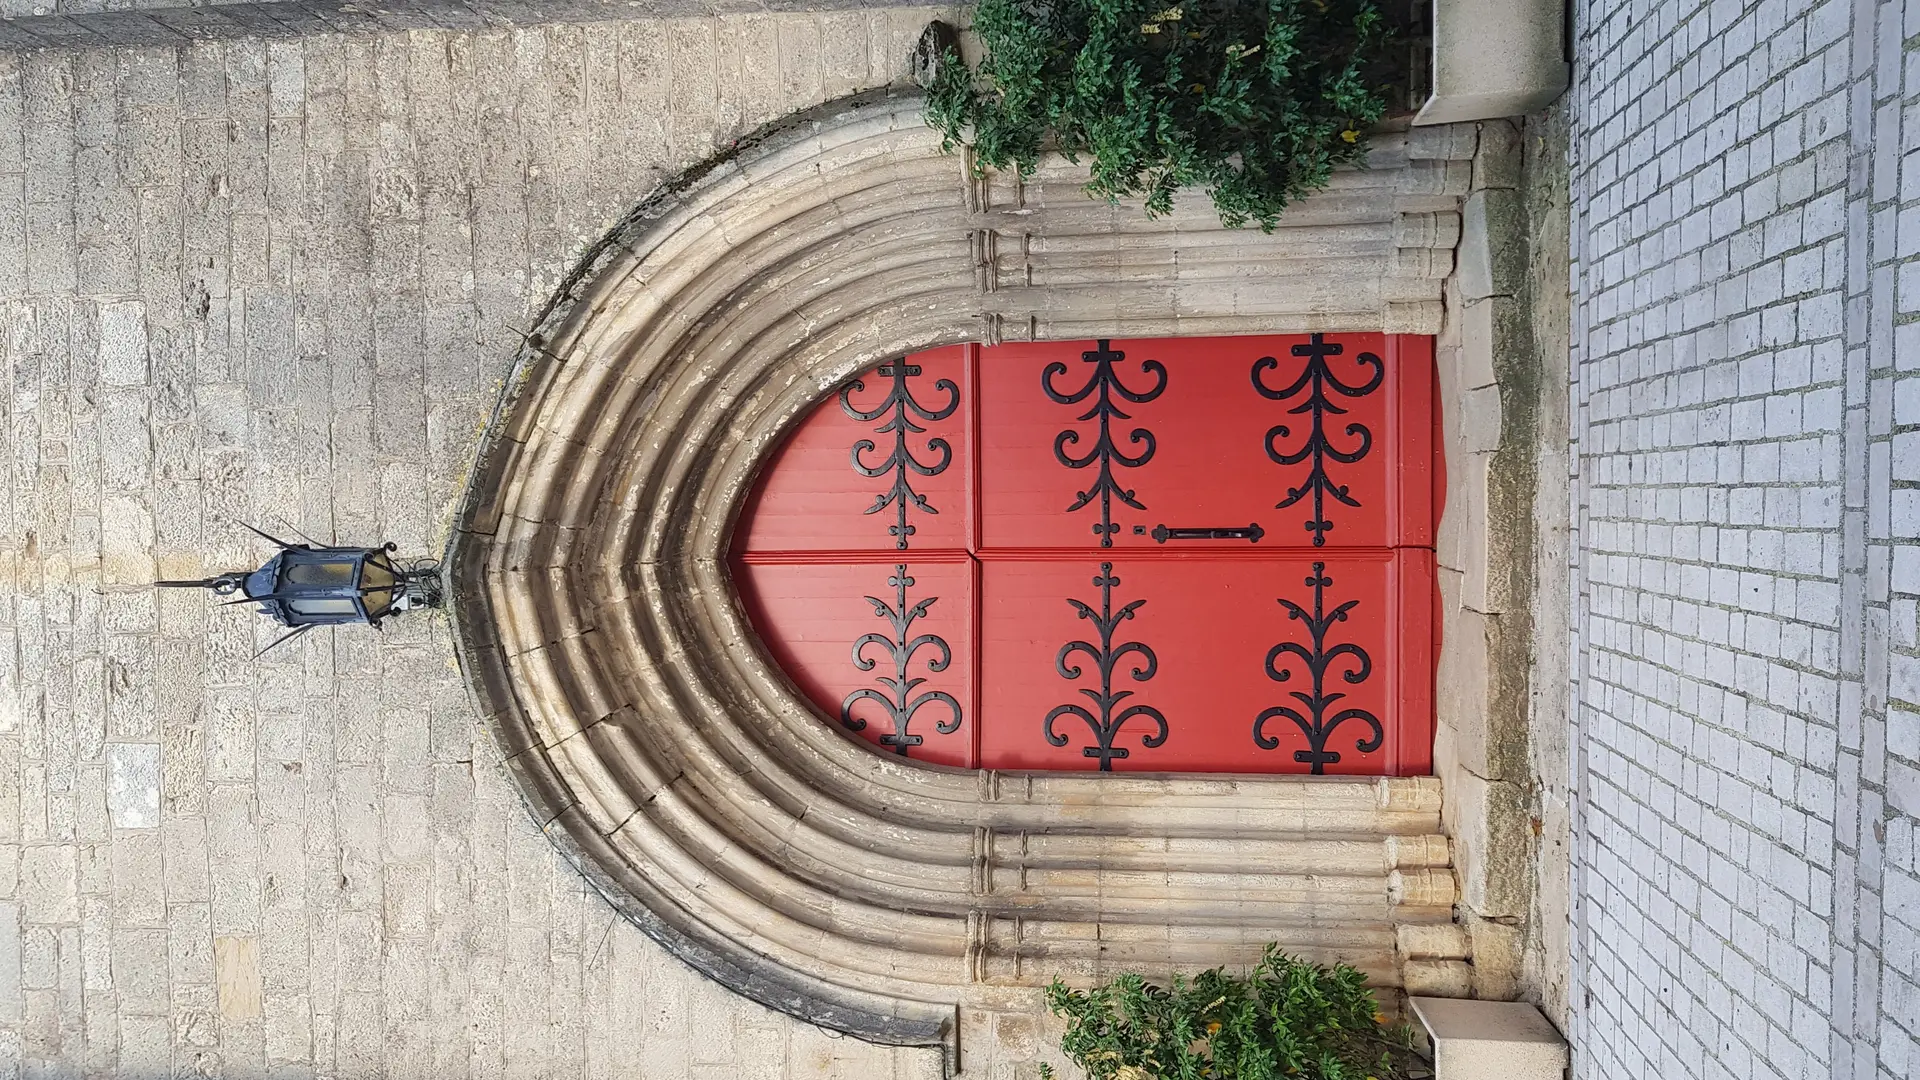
left=1428, top=115, right=1565, bottom=1010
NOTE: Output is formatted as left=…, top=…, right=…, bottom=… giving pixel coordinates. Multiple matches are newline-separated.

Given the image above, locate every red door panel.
left=977, top=553, right=1432, bottom=774
left=735, top=559, right=976, bottom=767
left=975, top=335, right=1432, bottom=551
left=735, top=346, right=973, bottom=555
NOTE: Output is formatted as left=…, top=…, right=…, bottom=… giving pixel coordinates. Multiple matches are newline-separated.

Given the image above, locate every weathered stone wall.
left=1567, top=0, right=1920, bottom=1078
left=0, top=0, right=902, bottom=49
left=1, top=0, right=307, bottom=17
left=0, top=8, right=960, bottom=1077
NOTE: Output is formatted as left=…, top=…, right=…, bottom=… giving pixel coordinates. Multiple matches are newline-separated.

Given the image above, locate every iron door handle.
left=1149, top=523, right=1265, bottom=543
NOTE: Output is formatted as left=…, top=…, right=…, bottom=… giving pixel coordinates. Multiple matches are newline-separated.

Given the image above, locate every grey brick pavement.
left=1567, top=0, right=1920, bottom=1077
left=0, top=11, right=953, bottom=1078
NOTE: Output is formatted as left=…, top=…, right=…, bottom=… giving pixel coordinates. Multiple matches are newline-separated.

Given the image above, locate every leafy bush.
left=1037, top=945, right=1429, bottom=1080
left=923, top=0, right=1394, bottom=231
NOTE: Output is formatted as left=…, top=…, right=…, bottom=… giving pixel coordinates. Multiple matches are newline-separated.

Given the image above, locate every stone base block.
left=1409, top=997, right=1568, bottom=1079
left=1413, top=0, right=1570, bottom=125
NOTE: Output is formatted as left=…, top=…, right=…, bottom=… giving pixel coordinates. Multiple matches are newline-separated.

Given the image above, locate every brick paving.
left=1567, top=0, right=1920, bottom=1077
left=0, top=11, right=953, bottom=1078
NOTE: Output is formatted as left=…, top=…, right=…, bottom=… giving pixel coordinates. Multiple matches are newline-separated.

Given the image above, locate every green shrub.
left=1037, top=945, right=1429, bottom=1080
left=924, top=0, right=1393, bottom=231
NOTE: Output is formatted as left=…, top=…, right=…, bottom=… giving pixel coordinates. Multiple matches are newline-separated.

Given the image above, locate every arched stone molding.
left=446, top=90, right=1486, bottom=1058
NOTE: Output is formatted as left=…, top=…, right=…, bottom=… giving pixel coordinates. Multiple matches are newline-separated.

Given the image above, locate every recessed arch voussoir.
left=449, top=90, right=1481, bottom=1055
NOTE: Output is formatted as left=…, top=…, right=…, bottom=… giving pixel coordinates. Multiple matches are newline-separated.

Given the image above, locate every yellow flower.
left=1340, top=130, right=1359, bottom=143
left=1191, top=83, right=1207, bottom=94
left=1206, top=1020, right=1222, bottom=1034
left=1151, top=5, right=1184, bottom=19
left=1140, top=22, right=1162, bottom=33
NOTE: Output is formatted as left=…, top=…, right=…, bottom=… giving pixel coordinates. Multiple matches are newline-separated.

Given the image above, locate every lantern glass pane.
left=287, top=597, right=360, bottom=616
left=285, top=560, right=357, bottom=586
left=361, top=559, right=395, bottom=592
left=363, top=588, right=393, bottom=619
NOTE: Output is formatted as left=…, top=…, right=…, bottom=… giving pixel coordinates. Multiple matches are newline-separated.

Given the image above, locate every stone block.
left=1471, top=120, right=1523, bottom=191
left=98, top=495, right=155, bottom=585
left=0, top=901, right=18, bottom=1026
left=1405, top=123, right=1480, bottom=162
left=1409, top=997, right=1567, bottom=1080
left=104, top=744, right=160, bottom=830
left=1402, top=959, right=1473, bottom=998
left=167, top=902, right=214, bottom=998
left=1436, top=446, right=1527, bottom=617
left=1412, top=0, right=1569, bottom=125
left=1458, top=189, right=1526, bottom=301
left=1434, top=607, right=1495, bottom=771
left=110, top=829, right=165, bottom=927
left=1458, top=296, right=1524, bottom=391
left=17, top=847, right=75, bottom=925
left=1385, top=299, right=1446, bottom=335
left=111, top=927, right=169, bottom=1015
left=1465, top=915, right=1524, bottom=1000
left=1441, top=768, right=1530, bottom=919
left=118, top=1013, right=169, bottom=1073
left=1396, top=921, right=1470, bottom=961
left=214, top=935, right=262, bottom=1020
left=95, top=300, right=149, bottom=388
left=160, top=814, right=210, bottom=905
left=1457, top=385, right=1504, bottom=454
left=1435, top=449, right=1485, bottom=571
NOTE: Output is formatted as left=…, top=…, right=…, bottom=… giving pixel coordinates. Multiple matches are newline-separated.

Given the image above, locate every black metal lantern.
left=159, top=526, right=442, bottom=652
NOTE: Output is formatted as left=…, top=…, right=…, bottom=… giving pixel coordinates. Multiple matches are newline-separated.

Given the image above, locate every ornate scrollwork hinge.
left=1045, top=340, right=1167, bottom=547
left=840, top=564, right=962, bottom=755
left=1252, top=333, right=1385, bottom=547
left=1044, top=563, right=1168, bottom=770
left=841, top=362, right=959, bottom=550
left=1252, top=561, right=1383, bottom=774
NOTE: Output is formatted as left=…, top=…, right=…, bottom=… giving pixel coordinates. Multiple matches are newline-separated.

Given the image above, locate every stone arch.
left=445, top=90, right=1488, bottom=1058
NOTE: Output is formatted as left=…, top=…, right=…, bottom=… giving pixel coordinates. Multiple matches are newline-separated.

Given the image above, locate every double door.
left=734, top=335, right=1437, bottom=775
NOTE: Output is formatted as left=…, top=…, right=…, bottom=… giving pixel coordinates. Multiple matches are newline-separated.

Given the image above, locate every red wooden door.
left=734, top=335, right=1436, bottom=775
